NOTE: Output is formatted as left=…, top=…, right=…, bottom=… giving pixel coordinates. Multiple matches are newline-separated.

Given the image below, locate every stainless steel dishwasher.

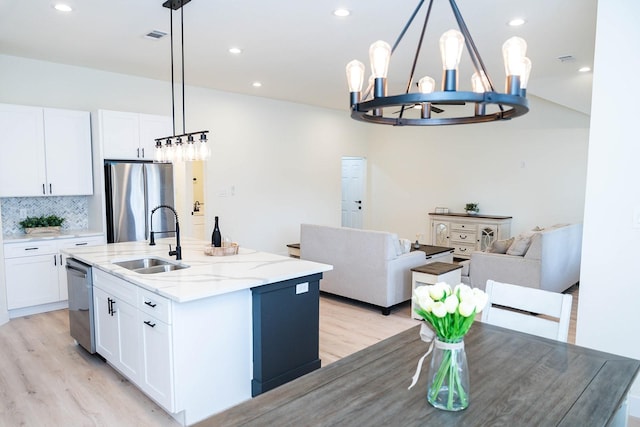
left=66, top=258, right=95, bottom=353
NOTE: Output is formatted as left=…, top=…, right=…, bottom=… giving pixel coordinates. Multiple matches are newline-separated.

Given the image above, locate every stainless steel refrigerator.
left=105, top=161, right=175, bottom=243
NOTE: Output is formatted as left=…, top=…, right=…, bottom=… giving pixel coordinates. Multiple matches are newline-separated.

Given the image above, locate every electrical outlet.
left=19, top=209, right=28, bottom=219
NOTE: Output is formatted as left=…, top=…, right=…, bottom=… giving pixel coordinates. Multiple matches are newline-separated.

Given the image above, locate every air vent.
left=145, top=30, right=167, bottom=40
left=557, top=55, right=575, bottom=63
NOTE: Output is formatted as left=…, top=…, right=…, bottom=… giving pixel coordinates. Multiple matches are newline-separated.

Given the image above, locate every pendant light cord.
left=181, top=3, right=186, bottom=134
left=169, top=6, right=176, bottom=136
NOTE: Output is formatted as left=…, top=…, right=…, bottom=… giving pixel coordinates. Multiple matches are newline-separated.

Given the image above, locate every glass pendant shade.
left=154, top=140, right=164, bottom=163
left=346, top=60, right=365, bottom=92
left=471, top=72, right=487, bottom=93
left=185, top=134, right=196, bottom=161
left=502, top=37, right=527, bottom=76
left=369, top=40, right=392, bottom=78
left=439, top=30, right=465, bottom=70
left=520, top=57, right=532, bottom=89
left=418, top=76, right=436, bottom=94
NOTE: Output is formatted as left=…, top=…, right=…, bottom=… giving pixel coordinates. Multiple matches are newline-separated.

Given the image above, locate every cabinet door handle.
left=49, top=183, right=52, bottom=194
left=141, top=148, right=145, bottom=158
left=54, top=255, right=57, bottom=266
left=25, top=247, right=38, bottom=251
left=459, top=235, right=467, bottom=239
left=59, top=254, right=62, bottom=264
left=75, top=242, right=88, bottom=246
left=144, top=300, right=157, bottom=308
left=42, top=183, right=45, bottom=195
left=137, top=147, right=140, bottom=158
left=144, top=320, right=156, bottom=328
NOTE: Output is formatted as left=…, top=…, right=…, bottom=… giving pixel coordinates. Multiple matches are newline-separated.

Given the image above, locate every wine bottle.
left=212, top=216, right=222, bottom=247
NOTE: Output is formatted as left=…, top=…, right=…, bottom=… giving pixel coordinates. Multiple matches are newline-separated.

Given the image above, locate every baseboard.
left=8, top=300, right=68, bottom=319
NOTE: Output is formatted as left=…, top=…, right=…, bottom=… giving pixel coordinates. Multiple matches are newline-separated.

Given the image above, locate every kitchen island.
left=62, top=238, right=332, bottom=426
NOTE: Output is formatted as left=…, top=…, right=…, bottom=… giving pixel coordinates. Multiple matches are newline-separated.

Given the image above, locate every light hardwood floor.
left=0, top=286, right=637, bottom=426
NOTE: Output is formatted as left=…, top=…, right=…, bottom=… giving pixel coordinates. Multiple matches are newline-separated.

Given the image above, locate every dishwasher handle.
left=66, top=264, right=88, bottom=279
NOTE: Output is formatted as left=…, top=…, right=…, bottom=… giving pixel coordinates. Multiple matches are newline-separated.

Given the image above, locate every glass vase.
left=426, top=338, right=469, bottom=411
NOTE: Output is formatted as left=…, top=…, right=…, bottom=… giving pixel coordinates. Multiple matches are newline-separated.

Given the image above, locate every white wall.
left=577, top=0, right=640, bottom=416
left=365, top=96, right=590, bottom=241
left=0, top=54, right=369, bottom=254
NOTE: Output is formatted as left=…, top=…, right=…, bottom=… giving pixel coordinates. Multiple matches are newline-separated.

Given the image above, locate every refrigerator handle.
left=143, top=164, right=149, bottom=240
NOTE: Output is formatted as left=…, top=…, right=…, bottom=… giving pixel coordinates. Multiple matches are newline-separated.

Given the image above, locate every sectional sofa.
left=299, top=224, right=426, bottom=314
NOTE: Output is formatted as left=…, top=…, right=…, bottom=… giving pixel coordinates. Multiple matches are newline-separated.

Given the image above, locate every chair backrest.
left=481, top=280, right=573, bottom=342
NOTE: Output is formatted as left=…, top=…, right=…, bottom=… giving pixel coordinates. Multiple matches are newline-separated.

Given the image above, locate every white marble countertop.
left=3, top=229, right=104, bottom=243
left=61, top=238, right=332, bottom=303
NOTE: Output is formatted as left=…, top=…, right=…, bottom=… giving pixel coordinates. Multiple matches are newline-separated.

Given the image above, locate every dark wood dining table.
left=196, top=322, right=639, bottom=426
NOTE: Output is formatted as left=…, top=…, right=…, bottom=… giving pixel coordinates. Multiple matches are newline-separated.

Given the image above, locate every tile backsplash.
left=1, top=196, right=89, bottom=234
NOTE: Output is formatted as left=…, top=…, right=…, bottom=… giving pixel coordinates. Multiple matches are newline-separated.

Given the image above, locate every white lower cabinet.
left=3, top=235, right=104, bottom=315
left=93, top=269, right=141, bottom=380
left=141, top=315, right=174, bottom=410
left=93, top=269, right=174, bottom=412
left=91, top=269, right=252, bottom=425
left=5, top=252, right=59, bottom=309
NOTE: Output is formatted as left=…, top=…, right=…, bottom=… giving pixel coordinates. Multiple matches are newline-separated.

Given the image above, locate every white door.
left=341, top=157, right=366, bottom=229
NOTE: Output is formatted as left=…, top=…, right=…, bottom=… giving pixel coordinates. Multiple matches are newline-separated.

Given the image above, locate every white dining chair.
left=481, top=280, right=573, bottom=342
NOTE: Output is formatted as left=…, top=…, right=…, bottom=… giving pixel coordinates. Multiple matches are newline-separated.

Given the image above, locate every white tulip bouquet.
left=411, top=282, right=489, bottom=411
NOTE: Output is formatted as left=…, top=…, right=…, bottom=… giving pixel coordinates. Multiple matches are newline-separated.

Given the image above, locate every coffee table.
left=410, top=244, right=454, bottom=263
left=411, top=261, right=463, bottom=319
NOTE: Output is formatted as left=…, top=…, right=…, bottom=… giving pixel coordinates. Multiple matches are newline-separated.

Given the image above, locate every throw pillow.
left=506, top=232, right=534, bottom=256
left=392, top=237, right=403, bottom=256
left=486, top=237, right=514, bottom=254
left=400, top=238, right=412, bottom=254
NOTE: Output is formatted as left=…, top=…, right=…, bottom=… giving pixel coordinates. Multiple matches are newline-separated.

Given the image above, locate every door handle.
left=354, top=200, right=362, bottom=204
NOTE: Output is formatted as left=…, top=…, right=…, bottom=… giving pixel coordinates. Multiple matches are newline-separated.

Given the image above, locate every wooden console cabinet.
left=429, top=213, right=512, bottom=259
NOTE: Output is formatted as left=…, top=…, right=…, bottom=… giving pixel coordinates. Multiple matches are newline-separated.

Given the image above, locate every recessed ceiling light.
left=54, top=3, right=73, bottom=12
left=252, top=82, right=262, bottom=88
left=333, top=9, right=350, bottom=17
left=578, top=66, right=592, bottom=73
left=508, top=18, right=526, bottom=27
left=229, top=47, right=242, bottom=54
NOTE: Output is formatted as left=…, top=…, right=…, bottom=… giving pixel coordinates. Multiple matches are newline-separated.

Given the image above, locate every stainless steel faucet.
left=149, top=205, right=182, bottom=260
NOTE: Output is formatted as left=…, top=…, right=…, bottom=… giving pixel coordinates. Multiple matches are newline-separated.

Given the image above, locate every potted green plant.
left=19, top=215, right=65, bottom=234
left=465, top=203, right=479, bottom=215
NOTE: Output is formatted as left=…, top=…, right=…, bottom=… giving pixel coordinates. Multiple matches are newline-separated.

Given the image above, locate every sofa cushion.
left=486, top=237, right=514, bottom=254
left=507, top=232, right=535, bottom=256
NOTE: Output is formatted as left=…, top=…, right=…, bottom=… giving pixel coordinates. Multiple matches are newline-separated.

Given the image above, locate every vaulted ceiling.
left=0, top=0, right=597, bottom=115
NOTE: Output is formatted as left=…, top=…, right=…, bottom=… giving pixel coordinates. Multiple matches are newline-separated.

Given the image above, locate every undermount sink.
left=113, top=257, right=189, bottom=274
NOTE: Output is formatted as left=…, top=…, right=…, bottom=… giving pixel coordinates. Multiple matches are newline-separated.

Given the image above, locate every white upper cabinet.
left=100, top=110, right=172, bottom=161
left=43, top=108, right=93, bottom=196
left=0, top=104, right=46, bottom=197
left=0, top=103, right=93, bottom=197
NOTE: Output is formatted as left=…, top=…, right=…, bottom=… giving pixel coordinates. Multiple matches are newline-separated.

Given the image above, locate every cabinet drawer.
left=138, top=288, right=172, bottom=324
left=4, top=241, right=58, bottom=258
left=450, top=231, right=476, bottom=243
left=93, top=269, right=138, bottom=305
left=452, top=243, right=476, bottom=257
left=58, top=235, right=105, bottom=249
left=450, top=222, right=476, bottom=231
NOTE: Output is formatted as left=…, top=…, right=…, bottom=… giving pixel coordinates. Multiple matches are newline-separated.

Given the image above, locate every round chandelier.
left=346, top=0, right=531, bottom=126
